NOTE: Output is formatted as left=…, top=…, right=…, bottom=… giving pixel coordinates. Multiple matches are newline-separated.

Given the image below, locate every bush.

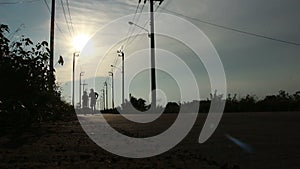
left=0, top=24, right=75, bottom=134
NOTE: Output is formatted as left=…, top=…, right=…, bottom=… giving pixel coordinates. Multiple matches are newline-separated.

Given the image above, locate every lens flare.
left=72, top=34, right=89, bottom=51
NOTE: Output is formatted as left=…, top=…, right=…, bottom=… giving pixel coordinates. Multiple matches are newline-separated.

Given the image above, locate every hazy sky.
left=1, top=0, right=300, bottom=106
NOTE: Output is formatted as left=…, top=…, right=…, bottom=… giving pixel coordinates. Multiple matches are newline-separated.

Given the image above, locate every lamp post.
left=79, top=72, right=84, bottom=108
left=117, top=51, right=125, bottom=104
left=108, top=71, right=114, bottom=109
left=104, top=82, right=108, bottom=110
left=128, top=21, right=150, bottom=38
left=82, top=81, right=88, bottom=93
left=101, top=89, right=105, bottom=110
left=111, top=63, right=124, bottom=105
left=72, top=52, right=79, bottom=107
left=128, top=17, right=156, bottom=108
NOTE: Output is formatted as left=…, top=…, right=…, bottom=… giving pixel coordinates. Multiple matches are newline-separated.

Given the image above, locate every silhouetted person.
left=89, top=89, right=98, bottom=111
left=58, top=55, right=64, bottom=66
left=82, top=91, right=88, bottom=108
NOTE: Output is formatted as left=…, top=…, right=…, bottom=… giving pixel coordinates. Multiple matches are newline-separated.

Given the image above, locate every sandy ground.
left=1, top=112, right=300, bottom=169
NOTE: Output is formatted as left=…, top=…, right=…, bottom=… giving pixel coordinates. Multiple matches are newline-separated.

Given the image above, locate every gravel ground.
left=1, top=112, right=300, bottom=169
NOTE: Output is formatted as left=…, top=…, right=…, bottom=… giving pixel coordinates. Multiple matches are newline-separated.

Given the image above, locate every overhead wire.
left=133, top=1, right=146, bottom=28
left=60, top=0, right=73, bottom=38
left=123, top=1, right=148, bottom=50
left=122, top=0, right=143, bottom=49
left=124, top=1, right=162, bottom=49
left=107, top=1, right=162, bottom=90
left=103, top=1, right=142, bottom=96
left=43, top=0, right=68, bottom=41
left=110, top=0, right=144, bottom=86
left=157, top=5, right=300, bottom=46
left=0, top=0, right=40, bottom=5
left=66, top=0, right=74, bottom=35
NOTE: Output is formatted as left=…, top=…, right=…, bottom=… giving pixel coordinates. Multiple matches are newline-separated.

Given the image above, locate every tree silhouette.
left=0, top=24, right=74, bottom=134
left=129, top=95, right=148, bottom=112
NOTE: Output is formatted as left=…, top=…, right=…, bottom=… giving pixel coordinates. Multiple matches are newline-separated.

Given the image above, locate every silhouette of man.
left=58, top=55, right=64, bottom=66
left=89, top=88, right=98, bottom=111
left=82, top=91, right=88, bottom=108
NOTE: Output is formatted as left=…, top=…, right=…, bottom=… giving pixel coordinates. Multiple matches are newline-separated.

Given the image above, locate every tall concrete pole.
left=49, top=0, right=55, bottom=91
left=150, top=0, right=156, bottom=108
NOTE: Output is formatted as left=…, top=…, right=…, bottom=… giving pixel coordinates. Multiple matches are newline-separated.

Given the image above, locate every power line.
left=43, top=0, right=68, bottom=41
left=60, top=0, right=73, bottom=38
left=124, top=3, right=149, bottom=49
left=114, top=1, right=144, bottom=80
left=134, top=1, right=146, bottom=27
left=157, top=5, right=300, bottom=46
left=0, top=0, right=40, bottom=5
left=122, top=0, right=143, bottom=49
left=131, top=0, right=142, bottom=26
left=124, top=2, right=162, bottom=49
left=124, top=20, right=149, bottom=49
left=66, top=0, right=74, bottom=34
left=43, top=0, right=50, bottom=11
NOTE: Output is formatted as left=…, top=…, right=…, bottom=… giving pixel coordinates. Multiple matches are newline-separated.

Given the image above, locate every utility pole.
left=82, top=81, right=88, bottom=94
left=97, top=99, right=100, bottom=111
left=49, top=0, right=55, bottom=91
left=109, top=71, right=114, bottom=109
left=149, top=0, right=163, bottom=108
left=104, top=82, right=108, bottom=109
left=72, top=53, right=75, bottom=106
left=127, top=0, right=163, bottom=108
left=101, top=89, right=105, bottom=110
left=79, top=72, right=84, bottom=108
left=72, top=52, right=79, bottom=107
left=117, top=50, right=125, bottom=104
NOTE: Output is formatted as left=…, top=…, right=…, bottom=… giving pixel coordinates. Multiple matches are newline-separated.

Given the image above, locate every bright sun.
left=72, top=34, right=89, bottom=51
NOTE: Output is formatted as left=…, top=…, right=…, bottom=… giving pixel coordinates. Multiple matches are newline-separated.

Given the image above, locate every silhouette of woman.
left=82, top=91, right=88, bottom=108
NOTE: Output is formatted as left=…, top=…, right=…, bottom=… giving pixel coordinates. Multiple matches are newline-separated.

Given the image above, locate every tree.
left=129, top=95, right=148, bottom=112
left=0, top=24, right=74, bottom=134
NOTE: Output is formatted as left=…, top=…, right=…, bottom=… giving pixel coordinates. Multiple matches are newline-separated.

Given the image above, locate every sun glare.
left=72, top=34, right=90, bottom=51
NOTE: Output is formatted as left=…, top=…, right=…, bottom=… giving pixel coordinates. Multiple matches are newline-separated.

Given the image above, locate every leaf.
left=16, top=42, right=22, bottom=47
left=25, top=38, right=33, bottom=46
left=41, top=41, right=48, bottom=47
left=0, top=24, right=9, bottom=33
left=36, top=44, right=41, bottom=50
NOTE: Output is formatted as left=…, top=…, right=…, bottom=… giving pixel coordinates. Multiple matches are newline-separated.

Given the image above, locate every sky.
left=1, top=0, right=300, bottom=107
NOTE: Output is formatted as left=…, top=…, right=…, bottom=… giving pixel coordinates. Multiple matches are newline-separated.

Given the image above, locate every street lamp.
left=128, top=19, right=156, bottom=108
left=71, top=34, right=89, bottom=107
left=72, top=52, right=79, bottom=107
left=111, top=62, right=124, bottom=105
left=128, top=21, right=150, bottom=38
left=104, top=82, right=108, bottom=110
left=110, top=65, right=121, bottom=70
left=117, top=50, right=125, bottom=104
left=79, top=72, right=84, bottom=108
left=101, top=89, right=105, bottom=110
left=108, top=71, right=114, bottom=109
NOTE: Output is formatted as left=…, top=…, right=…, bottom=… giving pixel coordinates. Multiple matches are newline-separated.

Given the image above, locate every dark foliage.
left=101, top=95, right=148, bottom=114
left=129, top=95, right=148, bottom=112
left=168, top=90, right=300, bottom=113
left=0, top=24, right=75, bottom=135
left=100, top=90, right=300, bottom=114
left=224, top=90, right=300, bottom=112
left=163, top=102, right=180, bottom=114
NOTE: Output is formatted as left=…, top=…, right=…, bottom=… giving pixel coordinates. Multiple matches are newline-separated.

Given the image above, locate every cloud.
left=2, top=0, right=299, bottom=102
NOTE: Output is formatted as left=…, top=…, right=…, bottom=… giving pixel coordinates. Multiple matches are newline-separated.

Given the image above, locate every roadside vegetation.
left=0, top=24, right=75, bottom=135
